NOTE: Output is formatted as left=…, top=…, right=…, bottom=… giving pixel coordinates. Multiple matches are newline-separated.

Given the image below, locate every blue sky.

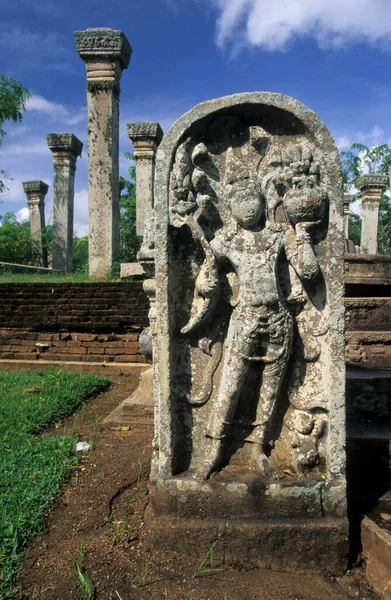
left=2, top=0, right=391, bottom=234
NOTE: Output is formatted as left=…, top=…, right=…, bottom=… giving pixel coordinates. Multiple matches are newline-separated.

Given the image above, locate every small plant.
left=135, top=559, right=149, bottom=586
left=193, top=540, right=223, bottom=578
left=74, top=543, right=96, bottom=600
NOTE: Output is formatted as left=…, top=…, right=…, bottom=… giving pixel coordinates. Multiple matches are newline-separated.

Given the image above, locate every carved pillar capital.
left=127, top=122, right=163, bottom=236
left=127, top=121, right=163, bottom=157
left=74, top=28, right=132, bottom=93
left=356, top=174, right=388, bottom=203
left=343, top=193, right=353, bottom=216
left=22, top=180, right=49, bottom=205
left=46, top=133, right=83, bottom=172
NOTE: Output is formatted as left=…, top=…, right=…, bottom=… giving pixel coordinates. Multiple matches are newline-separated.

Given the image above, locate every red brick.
left=124, top=342, right=140, bottom=351
left=104, top=348, right=125, bottom=355
left=67, top=346, right=87, bottom=355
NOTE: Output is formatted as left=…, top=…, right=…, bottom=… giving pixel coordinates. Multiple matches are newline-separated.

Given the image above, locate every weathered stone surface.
left=149, top=92, right=347, bottom=571
left=103, top=365, right=153, bottom=426
left=47, top=133, right=83, bottom=274
left=357, top=173, right=388, bottom=255
left=346, top=330, right=391, bottom=370
left=74, top=28, right=131, bottom=278
left=46, top=133, right=83, bottom=156
left=120, top=262, right=144, bottom=278
left=127, top=121, right=163, bottom=143
left=362, top=515, right=391, bottom=600
left=22, top=180, right=49, bottom=195
left=345, top=253, right=391, bottom=286
left=146, top=511, right=348, bottom=574
left=74, top=27, right=132, bottom=74
left=127, top=121, right=163, bottom=236
left=22, top=180, right=48, bottom=268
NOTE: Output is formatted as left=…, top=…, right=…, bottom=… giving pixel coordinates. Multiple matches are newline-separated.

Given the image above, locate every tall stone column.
left=46, top=133, right=83, bottom=274
left=357, top=174, right=387, bottom=254
left=22, top=180, right=48, bottom=267
left=74, top=28, right=132, bottom=278
left=127, top=122, right=163, bottom=236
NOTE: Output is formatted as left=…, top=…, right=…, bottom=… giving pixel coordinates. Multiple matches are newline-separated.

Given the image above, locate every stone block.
left=120, top=263, right=144, bottom=278
left=362, top=516, right=391, bottom=600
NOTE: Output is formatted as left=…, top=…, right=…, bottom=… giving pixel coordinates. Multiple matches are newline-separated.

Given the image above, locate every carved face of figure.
left=227, top=177, right=265, bottom=228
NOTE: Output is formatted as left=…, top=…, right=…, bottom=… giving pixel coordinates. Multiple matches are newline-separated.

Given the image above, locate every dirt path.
left=14, top=365, right=378, bottom=600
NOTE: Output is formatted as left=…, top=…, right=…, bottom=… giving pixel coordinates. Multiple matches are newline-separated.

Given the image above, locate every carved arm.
left=284, top=222, right=320, bottom=282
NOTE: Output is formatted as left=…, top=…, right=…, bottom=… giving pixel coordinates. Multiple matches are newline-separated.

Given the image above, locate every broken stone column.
left=22, top=180, right=48, bottom=267
left=357, top=174, right=387, bottom=255
left=74, top=28, right=132, bottom=278
left=46, top=133, right=83, bottom=273
left=148, top=92, right=348, bottom=573
left=127, top=122, right=163, bottom=236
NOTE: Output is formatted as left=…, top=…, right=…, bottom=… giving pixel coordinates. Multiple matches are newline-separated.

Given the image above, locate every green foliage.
left=73, top=235, right=89, bottom=273
left=119, top=152, right=140, bottom=263
left=0, top=369, right=110, bottom=596
left=0, top=212, right=37, bottom=264
left=340, top=143, right=391, bottom=254
left=0, top=75, right=31, bottom=195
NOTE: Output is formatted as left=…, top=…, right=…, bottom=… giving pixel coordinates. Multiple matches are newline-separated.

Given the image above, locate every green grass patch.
left=0, top=369, right=110, bottom=597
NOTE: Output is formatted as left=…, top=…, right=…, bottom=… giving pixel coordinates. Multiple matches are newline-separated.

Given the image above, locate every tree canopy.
left=0, top=75, right=31, bottom=195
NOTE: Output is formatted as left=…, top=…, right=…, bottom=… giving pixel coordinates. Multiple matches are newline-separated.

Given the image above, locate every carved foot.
left=200, top=439, right=223, bottom=480
left=251, top=445, right=271, bottom=476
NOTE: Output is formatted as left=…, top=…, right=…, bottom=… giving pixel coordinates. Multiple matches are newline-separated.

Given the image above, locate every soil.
left=11, top=364, right=379, bottom=600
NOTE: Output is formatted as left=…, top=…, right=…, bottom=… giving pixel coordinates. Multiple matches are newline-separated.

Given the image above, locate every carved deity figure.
left=169, top=116, right=327, bottom=479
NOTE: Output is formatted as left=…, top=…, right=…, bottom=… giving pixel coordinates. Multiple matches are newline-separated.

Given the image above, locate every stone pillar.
left=357, top=174, right=387, bottom=254
left=46, top=133, right=83, bottom=273
left=74, top=28, right=132, bottom=278
left=22, top=180, right=48, bottom=267
left=343, top=194, right=356, bottom=253
left=127, top=122, right=163, bottom=236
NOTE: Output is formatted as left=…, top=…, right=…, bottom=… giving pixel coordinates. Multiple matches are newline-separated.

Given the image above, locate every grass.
left=0, top=369, right=110, bottom=598
left=0, top=271, right=113, bottom=283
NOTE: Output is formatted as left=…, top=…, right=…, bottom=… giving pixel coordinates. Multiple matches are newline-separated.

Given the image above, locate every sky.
left=2, top=0, right=391, bottom=234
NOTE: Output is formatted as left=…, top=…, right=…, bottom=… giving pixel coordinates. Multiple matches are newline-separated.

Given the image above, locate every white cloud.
left=73, top=189, right=89, bottom=236
left=15, top=207, right=29, bottom=222
left=212, top=0, right=391, bottom=52
left=27, top=95, right=86, bottom=126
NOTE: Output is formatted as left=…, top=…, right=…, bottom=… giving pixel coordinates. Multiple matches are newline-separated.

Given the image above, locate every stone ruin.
left=143, top=92, right=348, bottom=571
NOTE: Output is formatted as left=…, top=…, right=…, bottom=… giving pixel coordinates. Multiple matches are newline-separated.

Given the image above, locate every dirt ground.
left=8, top=364, right=379, bottom=600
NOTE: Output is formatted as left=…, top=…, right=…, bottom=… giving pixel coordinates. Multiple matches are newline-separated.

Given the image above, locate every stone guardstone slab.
left=148, top=92, right=348, bottom=572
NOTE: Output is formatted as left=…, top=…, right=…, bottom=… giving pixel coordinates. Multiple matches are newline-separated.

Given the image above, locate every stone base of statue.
left=146, top=469, right=348, bottom=573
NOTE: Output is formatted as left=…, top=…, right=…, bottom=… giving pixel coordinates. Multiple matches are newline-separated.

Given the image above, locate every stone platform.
left=146, top=470, right=349, bottom=574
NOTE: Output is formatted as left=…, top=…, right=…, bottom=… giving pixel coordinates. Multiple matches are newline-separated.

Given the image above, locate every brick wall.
left=0, top=283, right=149, bottom=363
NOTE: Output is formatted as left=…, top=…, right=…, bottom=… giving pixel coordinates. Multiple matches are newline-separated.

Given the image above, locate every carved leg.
left=251, top=356, right=289, bottom=475
left=202, top=342, right=249, bottom=480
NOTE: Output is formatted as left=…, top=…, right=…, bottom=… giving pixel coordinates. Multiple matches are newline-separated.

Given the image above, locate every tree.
left=0, top=75, right=31, bottom=194
left=119, top=152, right=140, bottom=262
left=340, top=143, right=391, bottom=254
